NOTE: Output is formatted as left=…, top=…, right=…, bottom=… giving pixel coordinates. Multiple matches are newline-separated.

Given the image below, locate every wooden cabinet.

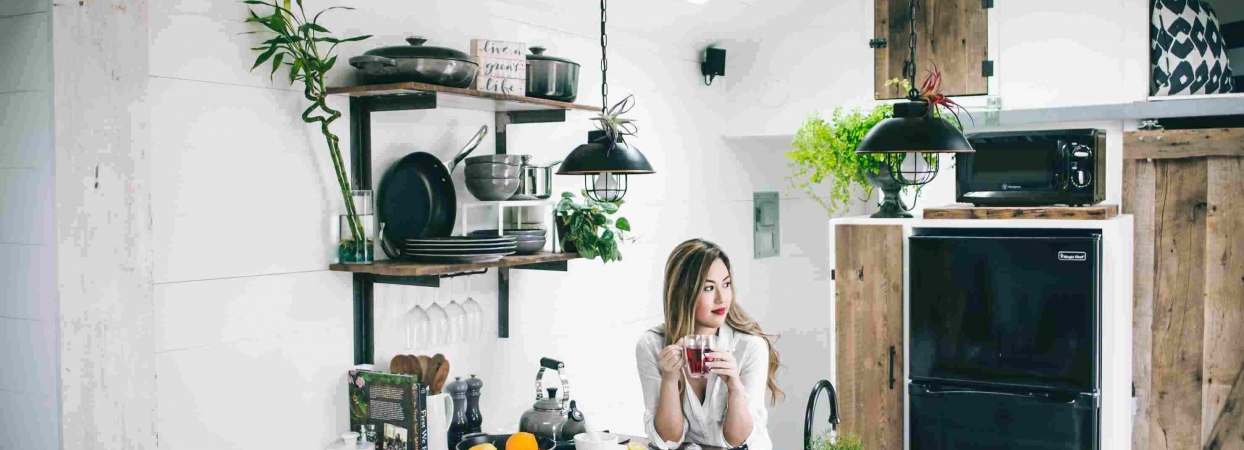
left=874, top=0, right=989, bottom=100
left=835, top=224, right=904, bottom=450
left=1123, top=129, right=1244, bottom=450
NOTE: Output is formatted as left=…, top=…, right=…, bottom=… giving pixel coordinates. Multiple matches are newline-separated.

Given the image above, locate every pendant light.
left=855, top=0, right=973, bottom=217
left=556, top=0, right=654, bottom=203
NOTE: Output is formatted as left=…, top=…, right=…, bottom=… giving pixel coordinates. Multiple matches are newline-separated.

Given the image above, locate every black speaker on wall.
left=702, top=47, right=725, bottom=86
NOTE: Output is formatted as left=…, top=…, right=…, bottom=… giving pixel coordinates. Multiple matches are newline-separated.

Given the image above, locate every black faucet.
left=803, top=379, right=840, bottom=450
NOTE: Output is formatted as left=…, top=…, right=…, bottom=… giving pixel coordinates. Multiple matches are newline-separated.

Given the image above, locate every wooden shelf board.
left=924, top=204, right=1120, bottom=220
left=329, top=251, right=579, bottom=277
left=326, top=82, right=599, bottom=113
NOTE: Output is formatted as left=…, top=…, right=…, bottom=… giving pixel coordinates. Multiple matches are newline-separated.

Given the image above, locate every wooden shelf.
left=326, top=82, right=599, bottom=113
left=924, top=204, right=1120, bottom=220
left=329, top=251, right=578, bottom=277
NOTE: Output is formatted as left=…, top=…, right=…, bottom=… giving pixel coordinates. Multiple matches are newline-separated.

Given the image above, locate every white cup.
left=573, top=432, right=623, bottom=450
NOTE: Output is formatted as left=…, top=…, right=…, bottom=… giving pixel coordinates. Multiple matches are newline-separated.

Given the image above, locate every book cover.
left=349, top=370, right=423, bottom=450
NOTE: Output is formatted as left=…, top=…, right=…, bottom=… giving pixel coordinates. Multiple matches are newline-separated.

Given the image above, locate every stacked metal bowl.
left=463, top=154, right=523, bottom=201
left=467, top=228, right=546, bottom=254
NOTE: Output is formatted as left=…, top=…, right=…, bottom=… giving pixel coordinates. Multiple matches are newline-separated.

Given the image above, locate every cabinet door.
left=835, top=224, right=905, bottom=450
left=874, top=0, right=988, bottom=100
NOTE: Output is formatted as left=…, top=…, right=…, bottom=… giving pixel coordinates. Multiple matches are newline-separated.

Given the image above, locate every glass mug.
left=681, top=335, right=717, bottom=379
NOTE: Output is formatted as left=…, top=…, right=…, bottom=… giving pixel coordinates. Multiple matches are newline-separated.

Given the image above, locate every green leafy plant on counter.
left=786, top=105, right=892, bottom=215
left=555, top=191, right=632, bottom=263
left=809, top=429, right=864, bottom=450
left=240, top=0, right=372, bottom=261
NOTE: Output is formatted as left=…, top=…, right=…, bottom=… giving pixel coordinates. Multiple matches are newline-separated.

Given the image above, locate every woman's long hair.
left=662, top=238, right=785, bottom=405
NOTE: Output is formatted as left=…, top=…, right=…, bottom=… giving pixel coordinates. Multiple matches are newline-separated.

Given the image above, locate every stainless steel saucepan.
left=510, top=156, right=562, bottom=200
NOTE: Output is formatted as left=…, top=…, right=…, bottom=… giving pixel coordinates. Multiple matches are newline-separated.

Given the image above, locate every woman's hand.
left=707, top=351, right=743, bottom=390
left=658, top=345, right=685, bottom=381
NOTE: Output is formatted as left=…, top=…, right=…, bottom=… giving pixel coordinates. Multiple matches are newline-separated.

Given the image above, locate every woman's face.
left=693, top=258, right=733, bottom=331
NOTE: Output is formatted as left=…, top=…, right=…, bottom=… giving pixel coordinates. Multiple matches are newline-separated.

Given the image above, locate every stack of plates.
left=468, top=229, right=547, bottom=254
left=403, top=236, right=517, bottom=263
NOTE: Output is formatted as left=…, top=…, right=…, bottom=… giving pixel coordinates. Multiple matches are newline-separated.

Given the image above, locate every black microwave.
left=956, top=129, right=1106, bottom=206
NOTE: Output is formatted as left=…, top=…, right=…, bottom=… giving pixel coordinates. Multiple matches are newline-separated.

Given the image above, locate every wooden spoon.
left=408, top=355, right=425, bottom=382
left=390, top=354, right=411, bottom=374
left=432, top=359, right=451, bottom=395
left=415, top=355, right=432, bottom=383
left=428, top=354, right=448, bottom=394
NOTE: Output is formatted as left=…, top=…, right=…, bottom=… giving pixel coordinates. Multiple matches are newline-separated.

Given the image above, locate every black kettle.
left=804, top=380, right=841, bottom=450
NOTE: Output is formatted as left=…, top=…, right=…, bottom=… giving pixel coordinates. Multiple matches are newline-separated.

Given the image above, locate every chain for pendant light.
left=600, top=0, right=609, bottom=114
left=905, top=0, right=920, bottom=100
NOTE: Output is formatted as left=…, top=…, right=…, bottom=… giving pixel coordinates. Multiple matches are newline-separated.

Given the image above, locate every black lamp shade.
left=557, top=130, right=655, bottom=175
left=855, top=102, right=975, bottom=154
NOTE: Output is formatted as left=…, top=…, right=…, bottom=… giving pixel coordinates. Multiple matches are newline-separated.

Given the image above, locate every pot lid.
left=534, top=388, right=563, bottom=411
left=527, top=46, right=579, bottom=66
left=363, top=37, right=471, bottom=61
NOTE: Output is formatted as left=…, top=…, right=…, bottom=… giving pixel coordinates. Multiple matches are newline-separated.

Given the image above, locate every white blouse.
left=634, top=325, right=772, bottom=450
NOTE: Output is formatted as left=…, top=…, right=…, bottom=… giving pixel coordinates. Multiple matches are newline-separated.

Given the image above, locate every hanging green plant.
left=241, top=0, right=372, bottom=260
left=785, top=105, right=891, bottom=215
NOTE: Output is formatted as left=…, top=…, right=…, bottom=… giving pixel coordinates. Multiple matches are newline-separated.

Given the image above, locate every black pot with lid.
left=525, top=46, right=580, bottom=102
left=349, top=37, right=479, bottom=87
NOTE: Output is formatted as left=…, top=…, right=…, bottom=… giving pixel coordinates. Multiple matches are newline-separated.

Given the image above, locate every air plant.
left=915, top=62, right=972, bottom=131
left=590, top=94, right=639, bottom=152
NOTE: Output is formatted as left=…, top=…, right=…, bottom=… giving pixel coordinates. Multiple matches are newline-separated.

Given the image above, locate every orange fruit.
left=506, top=432, right=539, bottom=450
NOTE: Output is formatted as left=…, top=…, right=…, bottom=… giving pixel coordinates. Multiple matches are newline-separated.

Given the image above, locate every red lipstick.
left=712, top=307, right=727, bottom=315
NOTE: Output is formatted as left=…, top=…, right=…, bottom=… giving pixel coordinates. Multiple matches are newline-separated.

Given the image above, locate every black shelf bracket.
left=349, top=94, right=575, bottom=365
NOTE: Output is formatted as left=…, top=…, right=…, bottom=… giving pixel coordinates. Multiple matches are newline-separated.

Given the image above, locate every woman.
left=635, top=239, right=783, bottom=450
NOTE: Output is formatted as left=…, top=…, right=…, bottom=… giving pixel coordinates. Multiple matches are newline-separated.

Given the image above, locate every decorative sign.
left=470, top=39, right=526, bottom=60
left=475, top=76, right=525, bottom=96
left=474, top=57, right=527, bottom=80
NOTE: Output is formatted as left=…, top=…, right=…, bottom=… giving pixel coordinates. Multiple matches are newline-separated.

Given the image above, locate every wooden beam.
left=1203, top=157, right=1244, bottom=447
left=1124, top=159, right=1158, bottom=450
left=1149, top=158, right=1209, bottom=450
left=1123, top=129, right=1244, bottom=160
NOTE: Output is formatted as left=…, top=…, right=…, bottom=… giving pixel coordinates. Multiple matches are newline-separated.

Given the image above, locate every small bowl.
left=465, top=163, right=521, bottom=179
left=514, top=238, right=547, bottom=254
left=465, top=154, right=525, bottom=166
left=465, top=177, right=522, bottom=201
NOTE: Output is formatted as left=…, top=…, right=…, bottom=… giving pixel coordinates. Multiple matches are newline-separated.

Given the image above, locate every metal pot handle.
left=349, top=54, right=396, bottom=69
left=446, top=125, right=489, bottom=173
left=379, top=222, right=401, bottom=260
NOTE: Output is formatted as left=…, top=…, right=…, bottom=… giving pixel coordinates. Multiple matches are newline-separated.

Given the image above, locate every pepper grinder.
left=465, top=375, right=484, bottom=434
left=445, top=377, right=470, bottom=449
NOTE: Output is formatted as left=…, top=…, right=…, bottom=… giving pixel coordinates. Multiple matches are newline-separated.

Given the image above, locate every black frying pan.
left=378, top=126, right=488, bottom=259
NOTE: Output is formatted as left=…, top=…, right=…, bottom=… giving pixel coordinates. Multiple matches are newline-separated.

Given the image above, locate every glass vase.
left=337, top=190, right=375, bottom=264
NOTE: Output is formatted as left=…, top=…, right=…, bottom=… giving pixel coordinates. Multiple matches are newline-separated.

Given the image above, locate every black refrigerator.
left=908, top=228, right=1102, bottom=450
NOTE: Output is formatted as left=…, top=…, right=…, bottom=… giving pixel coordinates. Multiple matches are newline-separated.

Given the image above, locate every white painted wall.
left=724, top=0, right=1152, bottom=138
left=0, top=1, right=58, bottom=449
left=148, top=1, right=865, bottom=450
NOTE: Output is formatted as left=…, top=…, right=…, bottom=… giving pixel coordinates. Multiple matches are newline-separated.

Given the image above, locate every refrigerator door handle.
left=916, top=385, right=1083, bottom=405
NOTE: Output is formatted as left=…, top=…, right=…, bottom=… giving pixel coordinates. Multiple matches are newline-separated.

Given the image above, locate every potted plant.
left=554, top=191, right=631, bottom=263
left=787, top=69, right=968, bottom=217
left=242, top=0, right=373, bottom=262
left=808, top=429, right=863, bottom=450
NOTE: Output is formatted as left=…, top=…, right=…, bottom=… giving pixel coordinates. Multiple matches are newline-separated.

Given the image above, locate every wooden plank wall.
left=1123, top=128, right=1244, bottom=450
left=835, top=224, right=904, bottom=450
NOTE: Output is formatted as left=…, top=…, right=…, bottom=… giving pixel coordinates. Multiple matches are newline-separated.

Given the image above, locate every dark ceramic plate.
left=404, top=245, right=517, bottom=255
